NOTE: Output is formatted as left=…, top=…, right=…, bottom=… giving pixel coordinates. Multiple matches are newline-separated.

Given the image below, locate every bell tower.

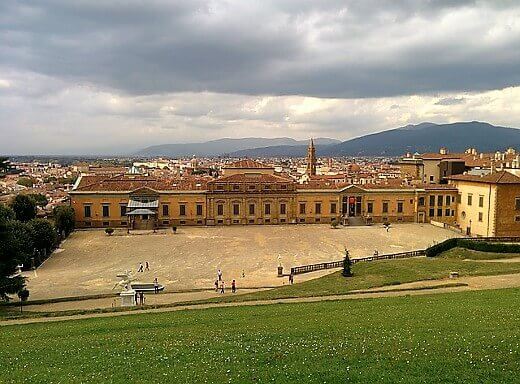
left=306, top=138, right=317, bottom=176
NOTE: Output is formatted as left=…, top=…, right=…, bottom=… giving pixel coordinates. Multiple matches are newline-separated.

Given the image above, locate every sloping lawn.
left=206, top=249, right=520, bottom=302
left=1, top=288, right=520, bottom=383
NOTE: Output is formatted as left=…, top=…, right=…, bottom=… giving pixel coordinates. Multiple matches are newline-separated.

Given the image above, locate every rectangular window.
left=233, top=203, right=240, bottom=216
left=102, top=205, right=109, bottom=217
left=429, top=208, right=435, bottom=217
left=457, top=194, right=462, bottom=203
left=163, top=204, right=170, bottom=216
left=233, top=184, right=240, bottom=191
left=249, top=204, right=255, bottom=215
left=478, top=212, right=483, bottom=222
left=367, top=202, right=373, bottom=214
left=84, top=205, right=91, bottom=218
left=437, top=208, right=443, bottom=217
left=437, top=195, right=443, bottom=206
left=516, top=198, right=520, bottom=210
left=196, top=204, right=203, bottom=216
left=397, top=201, right=403, bottom=214
left=330, top=203, right=337, bottom=214
left=120, top=205, right=127, bottom=217
left=429, top=175, right=434, bottom=182
left=315, top=203, right=321, bottom=215
left=468, top=194, right=473, bottom=206
left=382, top=202, right=388, bottom=214
left=445, top=208, right=450, bottom=216
left=264, top=203, right=271, bottom=215
left=418, top=197, right=425, bottom=206
left=299, top=203, right=306, bottom=215
left=217, top=204, right=224, bottom=216
left=478, top=195, right=484, bottom=208
left=429, top=195, right=435, bottom=206
left=280, top=203, right=286, bottom=215
left=446, top=196, right=451, bottom=205
left=179, top=204, right=185, bottom=216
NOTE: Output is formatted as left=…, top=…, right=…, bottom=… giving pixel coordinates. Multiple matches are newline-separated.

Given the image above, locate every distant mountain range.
left=135, top=137, right=340, bottom=157
left=136, top=122, right=520, bottom=158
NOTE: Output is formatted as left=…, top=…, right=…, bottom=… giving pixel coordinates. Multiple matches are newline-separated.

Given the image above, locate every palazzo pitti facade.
left=70, top=159, right=473, bottom=233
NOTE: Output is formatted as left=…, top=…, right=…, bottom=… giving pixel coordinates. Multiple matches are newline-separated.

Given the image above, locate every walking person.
left=145, top=261, right=150, bottom=271
left=217, top=269, right=222, bottom=281
left=154, top=277, right=159, bottom=294
left=231, top=279, right=236, bottom=293
left=214, top=280, right=219, bottom=292
left=137, top=262, right=144, bottom=273
left=289, top=273, right=294, bottom=285
left=220, top=280, right=225, bottom=294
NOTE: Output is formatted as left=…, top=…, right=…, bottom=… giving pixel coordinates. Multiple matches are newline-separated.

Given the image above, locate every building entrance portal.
left=342, top=196, right=362, bottom=217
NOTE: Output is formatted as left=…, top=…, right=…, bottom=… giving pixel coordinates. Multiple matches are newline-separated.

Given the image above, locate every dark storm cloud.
left=1, top=0, right=519, bottom=98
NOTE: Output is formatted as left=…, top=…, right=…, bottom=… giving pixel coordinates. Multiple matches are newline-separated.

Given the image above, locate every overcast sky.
left=1, top=0, right=520, bottom=154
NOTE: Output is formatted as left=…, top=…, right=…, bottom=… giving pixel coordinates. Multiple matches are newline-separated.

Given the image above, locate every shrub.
left=105, top=227, right=114, bottom=236
left=425, top=238, right=459, bottom=257
left=426, top=238, right=520, bottom=257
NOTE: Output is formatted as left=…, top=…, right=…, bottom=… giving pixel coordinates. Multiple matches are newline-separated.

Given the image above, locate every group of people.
left=215, top=269, right=236, bottom=294
left=137, top=261, right=150, bottom=273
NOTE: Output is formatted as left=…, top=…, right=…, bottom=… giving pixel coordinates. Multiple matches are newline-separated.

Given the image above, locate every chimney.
left=439, top=147, right=448, bottom=155
left=490, top=161, right=496, bottom=174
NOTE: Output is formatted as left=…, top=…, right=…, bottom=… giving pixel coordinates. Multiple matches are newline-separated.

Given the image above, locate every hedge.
left=426, top=238, right=520, bottom=257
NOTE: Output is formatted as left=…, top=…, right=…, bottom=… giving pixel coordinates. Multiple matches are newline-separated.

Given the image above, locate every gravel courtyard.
left=25, top=224, right=460, bottom=299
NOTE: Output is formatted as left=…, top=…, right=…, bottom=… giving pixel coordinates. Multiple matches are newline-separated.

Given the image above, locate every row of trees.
left=0, top=195, right=75, bottom=301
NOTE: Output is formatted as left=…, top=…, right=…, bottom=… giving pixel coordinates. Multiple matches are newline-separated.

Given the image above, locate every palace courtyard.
left=24, top=223, right=460, bottom=300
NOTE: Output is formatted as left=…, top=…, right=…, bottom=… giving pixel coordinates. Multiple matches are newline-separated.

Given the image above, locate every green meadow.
left=2, top=288, right=520, bottom=383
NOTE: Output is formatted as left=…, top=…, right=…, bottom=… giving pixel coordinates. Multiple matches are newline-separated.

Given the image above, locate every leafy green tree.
left=6, top=221, right=35, bottom=266
left=0, top=204, right=15, bottom=221
left=10, top=195, right=37, bottom=222
left=0, top=214, right=25, bottom=301
left=53, top=206, right=75, bottom=236
left=0, top=157, right=10, bottom=177
left=28, top=194, right=48, bottom=207
left=16, top=177, right=35, bottom=188
left=28, top=219, right=57, bottom=254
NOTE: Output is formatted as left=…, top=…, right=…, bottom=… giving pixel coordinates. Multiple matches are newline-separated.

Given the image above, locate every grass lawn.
left=204, top=248, right=520, bottom=303
left=1, top=288, right=520, bottom=383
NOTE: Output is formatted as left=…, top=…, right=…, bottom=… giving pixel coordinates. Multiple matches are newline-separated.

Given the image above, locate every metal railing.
left=290, top=249, right=426, bottom=275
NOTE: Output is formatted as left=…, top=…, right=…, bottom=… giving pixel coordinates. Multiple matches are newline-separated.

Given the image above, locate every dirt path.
left=3, top=272, right=520, bottom=327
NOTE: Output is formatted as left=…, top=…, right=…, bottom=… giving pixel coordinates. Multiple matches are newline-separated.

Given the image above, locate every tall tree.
left=0, top=213, right=25, bottom=301
left=6, top=221, right=35, bottom=266
left=28, top=218, right=57, bottom=254
left=0, top=205, right=15, bottom=221
left=10, top=195, right=37, bottom=222
left=53, top=206, right=75, bottom=236
left=0, top=157, right=10, bottom=177
left=28, top=194, right=49, bottom=207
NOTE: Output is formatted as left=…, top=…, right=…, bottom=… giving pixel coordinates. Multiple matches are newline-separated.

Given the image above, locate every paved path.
left=3, top=272, right=520, bottom=327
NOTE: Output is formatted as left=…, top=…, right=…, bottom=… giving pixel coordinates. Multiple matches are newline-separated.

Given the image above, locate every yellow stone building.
left=448, top=171, right=520, bottom=237
left=69, top=159, right=459, bottom=230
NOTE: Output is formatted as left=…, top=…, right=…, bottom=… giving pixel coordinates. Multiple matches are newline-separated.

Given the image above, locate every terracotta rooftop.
left=212, top=173, right=292, bottom=184
left=224, top=159, right=273, bottom=169
left=448, top=171, right=520, bottom=184
left=73, top=175, right=208, bottom=192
